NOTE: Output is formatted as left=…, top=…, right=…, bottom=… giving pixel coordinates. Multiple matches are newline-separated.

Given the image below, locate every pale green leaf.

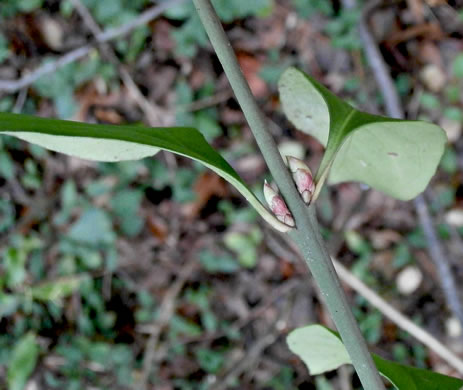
left=0, top=113, right=289, bottom=232
left=67, top=208, right=115, bottom=246
left=287, top=325, right=351, bottom=375
left=29, top=275, right=85, bottom=302
left=287, top=325, right=463, bottom=390
left=329, top=120, right=445, bottom=200
left=6, top=131, right=160, bottom=162
left=278, top=67, right=446, bottom=200
left=278, top=67, right=331, bottom=146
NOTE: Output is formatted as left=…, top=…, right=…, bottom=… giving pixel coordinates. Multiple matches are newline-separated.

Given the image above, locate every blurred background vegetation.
left=1, top=0, right=463, bottom=389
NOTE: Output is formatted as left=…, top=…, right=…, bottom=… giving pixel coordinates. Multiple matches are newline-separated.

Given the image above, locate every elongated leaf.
left=279, top=67, right=446, bottom=200
left=8, top=333, right=39, bottom=390
left=287, top=325, right=463, bottom=390
left=0, top=113, right=289, bottom=232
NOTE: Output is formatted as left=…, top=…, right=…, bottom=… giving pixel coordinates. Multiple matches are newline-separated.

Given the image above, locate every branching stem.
left=192, top=0, right=385, bottom=388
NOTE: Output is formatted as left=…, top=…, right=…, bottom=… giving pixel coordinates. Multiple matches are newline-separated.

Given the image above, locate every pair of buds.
left=264, top=156, right=314, bottom=228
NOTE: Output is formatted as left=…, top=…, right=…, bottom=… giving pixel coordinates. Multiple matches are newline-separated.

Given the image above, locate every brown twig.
left=137, top=259, right=196, bottom=390
left=342, top=0, right=463, bottom=330
left=0, top=0, right=186, bottom=93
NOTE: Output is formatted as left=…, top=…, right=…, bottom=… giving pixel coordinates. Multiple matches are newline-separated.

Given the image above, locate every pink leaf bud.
left=263, top=180, right=295, bottom=227
left=287, top=156, right=314, bottom=204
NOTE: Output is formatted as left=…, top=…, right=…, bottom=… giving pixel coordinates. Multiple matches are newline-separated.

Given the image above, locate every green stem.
left=192, top=1, right=385, bottom=389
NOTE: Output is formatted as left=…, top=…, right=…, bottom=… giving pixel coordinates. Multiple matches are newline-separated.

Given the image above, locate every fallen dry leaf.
left=147, top=215, right=169, bottom=243
left=237, top=52, right=268, bottom=98
left=182, top=172, right=229, bottom=219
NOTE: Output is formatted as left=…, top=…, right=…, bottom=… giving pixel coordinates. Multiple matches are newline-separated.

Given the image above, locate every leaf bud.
left=263, top=180, right=295, bottom=227
left=287, top=156, right=314, bottom=204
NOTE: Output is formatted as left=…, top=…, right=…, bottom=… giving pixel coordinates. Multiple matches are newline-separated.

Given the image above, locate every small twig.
left=342, top=0, right=463, bottom=330
left=0, top=0, right=186, bottom=93
left=12, top=88, right=28, bottom=113
left=137, top=259, right=196, bottom=390
left=277, top=233, right=463, bottom=374
left=415, top=195, right=463, bottom=324
left=179, top=89, right=233, bottom=112
left=333, top=259, right=463, bottom=374
left=211, top=331, right=279, bottom=390
left=234, top=278, right=300, bottom=329
left=0, top=45, right=91, bottom=93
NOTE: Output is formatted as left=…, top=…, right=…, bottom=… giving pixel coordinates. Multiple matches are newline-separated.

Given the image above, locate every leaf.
left=0, top=112, right=289, bottom=232
left=224, top=228, right=262, bottom=268
left=329, top=120, right=446, bottom=200
left=8, top=333, right=39, bottom=390
left=67, top=208, right=115, bottom=246
left=198, top=250, right=239, bottom=273
left=110, top=189, right=144, bottom=237
left=279, top=67, right=446, bottom=200
left=0, top=293, right=20, bottom=318
left=287, top=325, right=463, bottom=390
left=373, top=355, right=463, bottom=390
left=29, top=275, right=85, bottom=302
left=287, top=325, right=351, bottom=375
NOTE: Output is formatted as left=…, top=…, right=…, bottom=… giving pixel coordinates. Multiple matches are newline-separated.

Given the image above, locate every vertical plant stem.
left=192, top=1, right=385, bottom=388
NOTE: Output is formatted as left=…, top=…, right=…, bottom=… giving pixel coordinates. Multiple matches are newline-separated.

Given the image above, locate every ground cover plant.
left=1, top=0, right=463, bottom=389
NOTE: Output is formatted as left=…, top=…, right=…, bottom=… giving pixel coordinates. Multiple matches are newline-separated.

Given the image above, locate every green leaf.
left=279, top=67, right=446, bottom=200
left=4, top=247, right=27, bottom=288
left=29, top=275, right=85, bottom=302
left=0, top=112, right=289, bottom=232
left=287, top=325, right=463, bottom=390
left=199, top=250, right=239, bottom=273
left=67, top=208, right=115, bottom=246
left=287, top=325, right=351, bottom=375
left=110, top=189, right=144, bottom=237
left=224, top=228, right=262, bottom=268
left=0, top=293, right=20, bottom=318
left=8, top=333, right=39, bottom=390
left=17, top=0, right=43, bottom=12
left=195, top=348, right=225, bottom=373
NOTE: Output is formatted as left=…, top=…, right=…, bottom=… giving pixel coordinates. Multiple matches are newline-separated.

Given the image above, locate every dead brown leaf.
left=182, top=172, right=228, bottom=219
left=147, top=215, right=169, bottom=243
left=237, top=52, right=268, bottom=98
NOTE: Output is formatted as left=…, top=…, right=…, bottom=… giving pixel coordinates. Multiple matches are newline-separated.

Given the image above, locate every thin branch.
left=12, top=88, right=28, bottom=113
left=0, top=46, right=92, bottom=92
left=179, top=89, right=232, bottom=112
left=333, top=259, right=463, bottom=374
left=342, top=0, right=463, bottom=329
left=415, top=195, right=463, bottom=324
left=137, top=259, right=196, bottom=390
left=211, top=332, right=279, bottom=390
left=0, top=0, right=186, bottom=93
